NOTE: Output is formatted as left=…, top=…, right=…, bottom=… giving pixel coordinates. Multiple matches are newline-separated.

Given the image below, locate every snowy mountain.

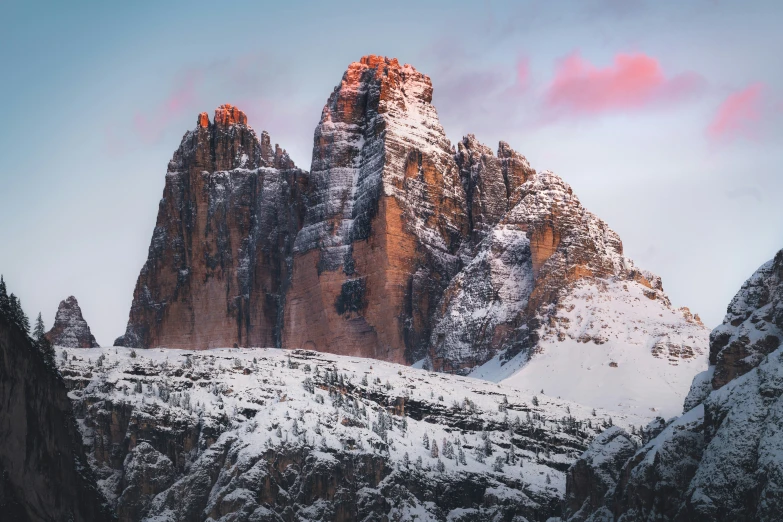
left=59, top=346, right=647, bottom=521
left=435, top=172, right=708, bottom=417
left=556, top=248, right=783, bottom=522
left=112, top=56, right=708, bottom=419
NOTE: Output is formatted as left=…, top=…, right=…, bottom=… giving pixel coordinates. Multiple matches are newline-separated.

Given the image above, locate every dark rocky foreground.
left=0, top=315, right=113, bottom=521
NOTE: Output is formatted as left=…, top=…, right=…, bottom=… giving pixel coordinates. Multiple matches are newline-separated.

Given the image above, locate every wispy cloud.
left=109, top=52, right=298, bottom=154
left=133, top=68, right=203, bottom=144
left=707, top=83, right=764, bottom=142
left=544, top=52, right=703, bottom=117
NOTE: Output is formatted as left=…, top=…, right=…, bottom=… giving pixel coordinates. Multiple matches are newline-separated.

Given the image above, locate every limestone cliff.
left=116, top=104, right=307, bottom=349
left=283, top=56, right=470, bottom=364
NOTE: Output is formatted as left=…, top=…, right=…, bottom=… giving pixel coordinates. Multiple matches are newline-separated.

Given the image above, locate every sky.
left=1, top=0, right=781, bottom=345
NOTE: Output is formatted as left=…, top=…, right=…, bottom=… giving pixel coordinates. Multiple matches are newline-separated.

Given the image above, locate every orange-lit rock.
left=213, top=103, right=247, bottom=126
left=282, top=56, right=469, bottom=363
left=116, top=106, right=306, bottom=349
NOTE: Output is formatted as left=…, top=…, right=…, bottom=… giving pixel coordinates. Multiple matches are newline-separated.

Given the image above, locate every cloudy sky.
left=1, top=0, right=781, bottom=344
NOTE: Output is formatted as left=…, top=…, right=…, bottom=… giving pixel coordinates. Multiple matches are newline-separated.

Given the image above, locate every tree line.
left=0, top=275, right=55, bottom=368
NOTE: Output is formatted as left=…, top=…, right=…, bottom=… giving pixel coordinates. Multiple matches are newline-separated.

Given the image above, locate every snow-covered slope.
left=557, top=249, right=783, bottom=522
left=429, top=170, right=710, bottom=419
left=473, top=279, right=709, bottom=418
left=58, top=346, right=646, bottom=521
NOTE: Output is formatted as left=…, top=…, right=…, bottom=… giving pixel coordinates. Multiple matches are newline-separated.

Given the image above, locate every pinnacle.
left=213, top=104, right=248, bottom=126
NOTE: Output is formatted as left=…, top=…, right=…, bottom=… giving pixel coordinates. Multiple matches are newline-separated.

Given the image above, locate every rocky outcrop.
left=562, top=427, right=638, bottom=521
left=116, top=104, right=307, bottom=349
left=429, top=171, right=703, bottom=375
left=283, top=56, right=470, bottom=364
left=45, top=295, right=100, bottom=347
left=557, top=249, right=783, bottom=522
left=0, top=312, right=112, bottom=521
left=455, top=134, right=534, bottom=244
left=708, top=249, right=783, bottom=388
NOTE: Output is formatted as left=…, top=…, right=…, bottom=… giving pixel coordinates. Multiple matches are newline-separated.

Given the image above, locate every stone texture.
left=709, top=249, right=783, bottom=388
left=430, top=171, right=684, bottom=371
left=0, top=314, right=112, bottom=521
left=455, top=134, right=534, bottom=244
left=283, top=55, right=470, bottom=364
left=116, top=105, right=307, bottom=349
left=45, top=295, right=100, bottom=347
left=562, top=427, right=638, bottom=522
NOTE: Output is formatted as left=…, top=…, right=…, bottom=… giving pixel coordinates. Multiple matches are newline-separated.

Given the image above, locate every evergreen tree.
left=442, top=439, right=454, bottom=459
left=430, top=439, right=439, bottom=459
left=0, top=276, right=8, bottom=318
left=33, top=312, right=46, bottom=341
left=458, top=446, right=466, bottom=465
left=475, top=446, right=486, bottom=464
left=38, top=336, right=56, bottom=371
left=7, top=294, right=30, bottom=333
left=422, top=432, right=429, bottom=450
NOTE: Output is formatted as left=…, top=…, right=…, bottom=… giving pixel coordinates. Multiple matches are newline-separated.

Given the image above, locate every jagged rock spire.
left=45, top=296, right=99, bottom=348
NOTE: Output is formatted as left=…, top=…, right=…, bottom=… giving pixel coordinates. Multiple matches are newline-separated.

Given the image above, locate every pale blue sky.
left=1, top=0, right=781, bottom=344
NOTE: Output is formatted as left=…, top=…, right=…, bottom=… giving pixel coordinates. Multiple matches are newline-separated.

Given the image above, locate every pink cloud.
left=544, top=52, right=702, bottom=116
left=515, top=57, right=530, bottom=89
left=133, top=68, right=203, bottom=144
left=707, top=83, right=764, bottom=142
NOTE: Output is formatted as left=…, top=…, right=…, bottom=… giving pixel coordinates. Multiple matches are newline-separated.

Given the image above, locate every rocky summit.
left=115, top=56, right=708, bottom=416
left=115, top=104, right=307, bottom=350
left=46, top=295, right=100, bottom=348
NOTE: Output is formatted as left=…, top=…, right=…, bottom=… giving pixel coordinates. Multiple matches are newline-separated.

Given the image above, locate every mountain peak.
left=358, top=54, right=401, bottom=69
left=213, top=103, right=247, bottom=126
left=45, top=295, right=99, bottom=348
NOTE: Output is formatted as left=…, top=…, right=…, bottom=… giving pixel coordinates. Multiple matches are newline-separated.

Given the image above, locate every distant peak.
left=213, top=104, right=247, bottom=126
left=197, top=112, right=209, bottom=128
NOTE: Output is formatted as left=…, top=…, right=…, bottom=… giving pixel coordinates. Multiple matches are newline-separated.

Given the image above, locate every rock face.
left=283, top=56, right=470, bottom=364
left=557, top=249, right=783, bottom=522
left=46, top=295, right=100, bottom=347
left=430, top=171, right=630, bottom=372
left=59, top=346, right=647, bottom=522
left=116, top=104, right=307, bottom=349
left=455, top=134, right=534, bottom=244
left=0, top=312, right=112, bottom=521
left=708, top=249, right=782, bottom=389
left=431, top=172, right=708, bottom=417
